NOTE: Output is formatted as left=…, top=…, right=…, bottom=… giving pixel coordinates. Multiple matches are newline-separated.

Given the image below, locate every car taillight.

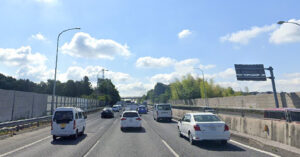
left=121, top=117, right=126, bottom=120
left=73, top=120, right=76, bottom=130
left=51, top=121, right=53, bottom=130
left=224, top=124, right=229, bottom=131
left=136, top=118, right=141, bottom=120
left=194, top=125, right=201, bottom=131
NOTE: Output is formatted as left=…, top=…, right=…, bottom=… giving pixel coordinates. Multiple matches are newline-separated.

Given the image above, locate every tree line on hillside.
left=0, top=73, right=120, bottom=105
left=140, top=74, right=245, bottom=104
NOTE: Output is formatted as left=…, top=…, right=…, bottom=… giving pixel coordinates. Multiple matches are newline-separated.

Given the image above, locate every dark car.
left=101, top=108, right=114, bottom=118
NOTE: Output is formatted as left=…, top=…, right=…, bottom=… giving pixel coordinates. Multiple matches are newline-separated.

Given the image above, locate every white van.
left=51, top=107, right=87, bottom=140
left=153, top=104, right=172, bottom=122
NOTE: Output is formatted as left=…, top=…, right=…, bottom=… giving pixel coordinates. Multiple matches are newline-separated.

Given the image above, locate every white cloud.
left=31, top=33, right=46, bottom=41
left=58, top=66, right=132, bottom=85
left=269, top=19, right=300, bottom=44
left=174, top=58, right=199, bottom=74
left=136, top=56, right=176, bottom=68
left=198, top=64, right=216, bottom=70
left=150, top=72, right=182, bottom=84
left=61, top=32, right=131, bottom=60
left=117, top=82, right=153, bottom=97
left=178, top=29, right=192, bottom=39
left=217, top=68, right=235, bottom=79
left=220, top=24, right=277, bottom=44
left=35, top=0, right=57, bottom=4
left=0, top=46, right=51, bottom=81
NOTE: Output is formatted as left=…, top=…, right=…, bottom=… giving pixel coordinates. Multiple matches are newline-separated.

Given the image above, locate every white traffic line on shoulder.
left=230, top=140, right=280, bottom=157
left=162, top=139, right=180, bottom=157
left=0, top=135, right=51, bottom=157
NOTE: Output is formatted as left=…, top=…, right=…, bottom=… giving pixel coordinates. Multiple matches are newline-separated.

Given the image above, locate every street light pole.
left=51, top=27, right=80, bottom=115
left=194, top=68, right=209, bottom=107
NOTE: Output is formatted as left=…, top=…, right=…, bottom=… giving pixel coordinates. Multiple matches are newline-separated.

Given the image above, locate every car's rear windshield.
left=123, top=112, right=139, bottom=117
left=139, top=107, right=145, bottom=109
left=157, top=105, right=171, bottom=110
left=193, top=115, right=221, bottom=122
left=54, top=111, right=73, bottom=123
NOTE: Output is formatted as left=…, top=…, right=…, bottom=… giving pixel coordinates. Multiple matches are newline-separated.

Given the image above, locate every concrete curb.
left=230, top=131, right=300, bottom=157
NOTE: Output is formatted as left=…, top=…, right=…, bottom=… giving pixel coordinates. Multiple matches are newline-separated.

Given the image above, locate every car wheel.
left=178, top=127, right=183, bottom=138
left=81, top=127, right=85, bottom=136
left=220, top=140, right=227, bottom=145
left=53, top=135, right=57, bottom=141
left=74, top=130, right=78, bottom=139
left=189, top=133, right=195, bottom=145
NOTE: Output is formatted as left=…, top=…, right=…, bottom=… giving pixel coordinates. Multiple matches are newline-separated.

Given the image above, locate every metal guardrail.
left=0, top=116, right=51, bottom=129
left=0, top=107, right=103, bottom=130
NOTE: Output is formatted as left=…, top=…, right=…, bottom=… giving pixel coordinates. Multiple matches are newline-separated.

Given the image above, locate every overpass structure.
left=120, top=96, right=142, bottom=102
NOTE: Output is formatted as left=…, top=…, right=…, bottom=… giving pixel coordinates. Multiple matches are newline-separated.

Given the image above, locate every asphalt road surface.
left=0, top=111, right=278, bottom=157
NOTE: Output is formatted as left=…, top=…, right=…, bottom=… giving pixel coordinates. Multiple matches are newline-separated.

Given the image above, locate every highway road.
left=0, top=111, right=278, bottom=157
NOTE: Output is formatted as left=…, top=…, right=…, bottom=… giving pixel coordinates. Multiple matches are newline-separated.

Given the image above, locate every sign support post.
left=265, top=66, right=279, bottom=108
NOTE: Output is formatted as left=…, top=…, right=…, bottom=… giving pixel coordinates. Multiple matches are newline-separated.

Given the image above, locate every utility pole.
left=194, top=68, right=209, bottom=107
left=101, top=69, right=108, bottom=79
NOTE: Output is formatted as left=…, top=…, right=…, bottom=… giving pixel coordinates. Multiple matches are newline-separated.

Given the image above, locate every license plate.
left=129, top=119, right=133, bottom=122
left=209, top=126, right=216, bottom=131
left=60, top=123, right=66, bottom=128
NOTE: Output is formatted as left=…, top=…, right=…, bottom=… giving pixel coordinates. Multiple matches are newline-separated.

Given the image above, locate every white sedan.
left=177, top=112, right=230, bottom=145
left=120, top=111, right=142, bottom=131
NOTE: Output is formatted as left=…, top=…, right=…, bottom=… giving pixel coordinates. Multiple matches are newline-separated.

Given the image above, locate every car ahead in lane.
left=112, top=105, right=119, bottom=112
left=101, top=107, right=114, bottom=118
left=178, top=113, right=230, bottom=145
left=138, top=105, right=147, bottom=114
left=120, top=111, right=142, bottom=131
left=153, top=104, right=172, bottom=122
left=51, top=107, right=87, bottom=140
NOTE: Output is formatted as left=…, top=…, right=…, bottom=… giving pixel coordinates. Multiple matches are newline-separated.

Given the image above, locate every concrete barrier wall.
left=172, top=108, right=300, bottom=149
left=171, top=92, right=300, bottom=109
left=0, top=89, right=14, bottom=122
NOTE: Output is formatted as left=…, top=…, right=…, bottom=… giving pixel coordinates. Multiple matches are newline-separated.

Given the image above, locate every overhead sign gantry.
left=234, top=64, right=279, bottom=108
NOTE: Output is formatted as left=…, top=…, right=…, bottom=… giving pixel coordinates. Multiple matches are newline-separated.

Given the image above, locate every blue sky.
left=0, top=0, right=300, bottom=96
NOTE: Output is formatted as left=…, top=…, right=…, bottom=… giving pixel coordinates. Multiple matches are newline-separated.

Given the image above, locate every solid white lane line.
left=83, top=139, right=100, bottom=157
left=162, top=140, right=179, bottom=157
left=83, top=119, right=118, bottom=157
left=230, top=140, right=281, bottom=157
left=0, top=136, right=51, bottom=157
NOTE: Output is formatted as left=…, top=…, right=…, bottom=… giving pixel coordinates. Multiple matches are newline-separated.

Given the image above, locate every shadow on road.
left=156, top=120, right=177, bottom=124
left=181, top=138, right=246, bottom=152
left=194, top=141, right=246, bottom=152
left=121, top=127, right=146, bottom=133
left=51, top=134, right=87, bottom=145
